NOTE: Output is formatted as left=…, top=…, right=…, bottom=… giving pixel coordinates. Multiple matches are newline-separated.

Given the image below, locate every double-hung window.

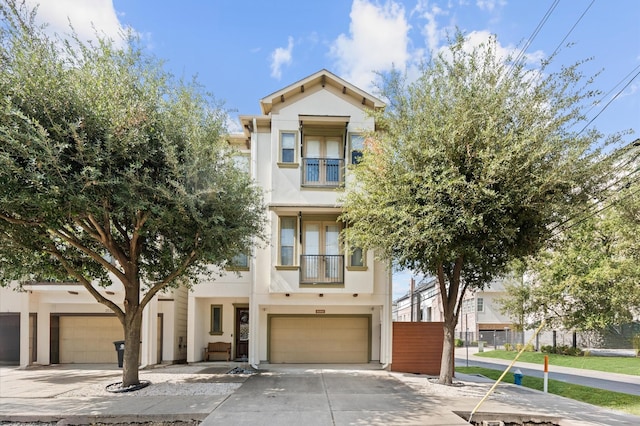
left=350, top=134, right=364, bottom=165
left=279, top=217, right=297, bottom=266
left=280, top=132, right=296, bottom=165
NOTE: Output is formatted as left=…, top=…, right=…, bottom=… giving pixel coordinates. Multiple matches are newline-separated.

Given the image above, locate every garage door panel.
left=270, top=316, right=369, bottom=363
left=59, top=316, right=122, bottom=363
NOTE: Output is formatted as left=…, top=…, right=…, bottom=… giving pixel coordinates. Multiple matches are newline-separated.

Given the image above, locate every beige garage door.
left=59, top=316, right=123, bottom=363
left=270, top=315, right=369, bottom=363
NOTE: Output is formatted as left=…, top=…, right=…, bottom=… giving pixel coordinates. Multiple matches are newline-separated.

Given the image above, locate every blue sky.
left=25, top=0, right=640, bottom=299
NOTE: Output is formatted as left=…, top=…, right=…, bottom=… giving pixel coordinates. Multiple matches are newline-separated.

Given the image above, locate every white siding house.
left=187, top=70, right=393, bottom=366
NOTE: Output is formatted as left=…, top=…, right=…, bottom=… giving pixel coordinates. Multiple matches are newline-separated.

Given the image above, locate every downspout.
left=250, top=117, right=259, bottom=370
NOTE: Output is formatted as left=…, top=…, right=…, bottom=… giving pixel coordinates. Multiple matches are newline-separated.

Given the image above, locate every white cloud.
left=270, top=36, right=294, bottom=80
left=413, top=0, right=448, bottom=55
left=476, top=0, right=506, bottom=12
left=330, top=0, right=410, bottom=92
left=25, top=0, right=127, bottom=47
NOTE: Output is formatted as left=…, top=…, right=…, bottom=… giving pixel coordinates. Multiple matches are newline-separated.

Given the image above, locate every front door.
left=235, top=307, right=249, bottom=360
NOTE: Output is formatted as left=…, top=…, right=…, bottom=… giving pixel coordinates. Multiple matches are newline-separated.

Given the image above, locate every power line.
left=506, top=0, right=560, bottom=76
left=577, top=68, right=640, bottom=136
left=551, top=181, right=640, bottom=238
left=548, top=0, right=595, bottom=59
left=583, top=63, right=640, bottom=118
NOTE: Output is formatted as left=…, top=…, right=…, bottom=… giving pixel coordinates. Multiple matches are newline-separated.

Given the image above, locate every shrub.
left=633, top=334, right=640, bottom=357
left=515, top=343, right=524, bottom=352
left=455, top=338, right=464, bottom=347
left=541, top=345, right=553, bottom=353
left=504, top=343, right=513, bottom=351
left=524, top=343, right=534, bottom=352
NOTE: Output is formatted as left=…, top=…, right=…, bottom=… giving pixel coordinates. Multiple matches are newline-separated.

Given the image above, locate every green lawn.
left=456, top=366, right=640, bottom=416
left=475, top=350, right=640, bottom=376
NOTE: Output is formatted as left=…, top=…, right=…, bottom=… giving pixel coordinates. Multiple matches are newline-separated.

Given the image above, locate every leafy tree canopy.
left=0, top=0, right=265, bottom=385
left=341, top=31, right=618, bottom=383
left=527, top=169, right=640, bottom=331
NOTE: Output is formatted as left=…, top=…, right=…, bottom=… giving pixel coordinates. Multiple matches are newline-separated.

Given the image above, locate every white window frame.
left=278, top=131, right=298, bottom=167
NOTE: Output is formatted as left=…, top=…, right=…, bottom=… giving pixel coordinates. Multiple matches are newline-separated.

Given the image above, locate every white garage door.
left=59, top=316, right=123, bottom=363
left=270, top=315, right=369, bottom=363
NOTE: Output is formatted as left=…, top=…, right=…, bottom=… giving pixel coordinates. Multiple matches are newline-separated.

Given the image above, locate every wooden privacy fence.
left=391, top=322, right=444, bottom=375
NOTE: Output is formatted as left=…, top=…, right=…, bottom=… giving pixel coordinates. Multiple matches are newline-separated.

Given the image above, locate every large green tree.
left=526, top=161, right=640, bottom=331
left=0, top=1, right=265, bottom=387
left=341, top=32, right=614, bottom=384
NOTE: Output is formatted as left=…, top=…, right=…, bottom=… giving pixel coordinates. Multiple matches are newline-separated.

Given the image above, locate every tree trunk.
left=438, top=317, right=456, bottom=384
left=122, top=309, right=143, bottom=387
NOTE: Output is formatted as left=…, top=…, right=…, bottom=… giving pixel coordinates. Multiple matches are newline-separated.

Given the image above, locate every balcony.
left=300, top=255, right=344, bottom=284
left=301, top=158, right=344, bottom=187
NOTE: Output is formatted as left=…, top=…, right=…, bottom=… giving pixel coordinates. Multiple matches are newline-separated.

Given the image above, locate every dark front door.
left=235, top=307, right=249, bottom=360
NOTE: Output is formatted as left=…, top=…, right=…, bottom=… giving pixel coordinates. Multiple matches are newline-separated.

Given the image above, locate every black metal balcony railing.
left=300, top=255, right=344, bottom=284
left=301, top=158, right=344, bottom=187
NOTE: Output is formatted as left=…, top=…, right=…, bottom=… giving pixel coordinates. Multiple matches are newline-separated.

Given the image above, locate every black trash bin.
left=113, top=340, right=125, bottom=368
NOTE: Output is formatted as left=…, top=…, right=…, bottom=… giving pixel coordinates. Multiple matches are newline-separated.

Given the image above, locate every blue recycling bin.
left=514, top=369, right=523, bottom=385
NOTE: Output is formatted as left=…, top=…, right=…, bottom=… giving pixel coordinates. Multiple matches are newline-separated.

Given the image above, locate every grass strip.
left=474, top=350, right=640, bottom=376
left=456, top=366, right=640, bottom=416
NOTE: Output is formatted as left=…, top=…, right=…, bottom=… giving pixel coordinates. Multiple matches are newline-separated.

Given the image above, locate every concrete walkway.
left=455, top=347, right=640, bottom=396
left=1, top=361, right=639, bottom=425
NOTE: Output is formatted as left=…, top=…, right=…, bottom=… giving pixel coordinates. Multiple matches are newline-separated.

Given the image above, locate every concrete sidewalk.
left=455, top=346, right=640, bottom=395
left=1, top=362, right=639, bottom=425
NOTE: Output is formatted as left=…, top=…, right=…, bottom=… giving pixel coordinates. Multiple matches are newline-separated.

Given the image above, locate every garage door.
left=59, top=316, right=123, bottom=363
left=0, top=313, right=20, bottom=365
left=270, top=315, right=370, bottom=363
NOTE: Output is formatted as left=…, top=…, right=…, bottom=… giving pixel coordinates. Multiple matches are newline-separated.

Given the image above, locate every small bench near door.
left=205, top=342, right=231, bottom=361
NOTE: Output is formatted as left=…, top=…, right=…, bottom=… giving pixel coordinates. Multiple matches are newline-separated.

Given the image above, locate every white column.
left=19, top=293, right=30, bottom=368
left=36, top=302, right=51, bottom=365
left=186, top=293, right=197, bottom=362
left=140, top=297, right=158, bottom=367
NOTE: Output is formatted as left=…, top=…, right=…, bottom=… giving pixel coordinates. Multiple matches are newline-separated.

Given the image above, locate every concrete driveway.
left=202, top=367, right=469, bottom=425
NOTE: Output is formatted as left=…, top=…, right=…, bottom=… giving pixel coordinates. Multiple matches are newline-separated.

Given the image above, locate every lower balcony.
left=300, top=255, right=344, bottom=284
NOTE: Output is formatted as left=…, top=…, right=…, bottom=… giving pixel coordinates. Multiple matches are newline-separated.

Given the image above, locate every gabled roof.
left=259, top=69, right=385, bottom=115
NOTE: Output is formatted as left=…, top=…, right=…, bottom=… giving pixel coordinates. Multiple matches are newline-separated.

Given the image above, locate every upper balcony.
left=301, top=158, right=345, bottom=188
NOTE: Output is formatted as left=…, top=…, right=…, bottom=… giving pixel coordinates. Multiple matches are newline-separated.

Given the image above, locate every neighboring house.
left=186, top=70, right=393, bottom=366
left=391, top=277, right=513, bottom=346
left=0, top=281, right=187, bottom=367
left=392, top=278, right=439, bottom=323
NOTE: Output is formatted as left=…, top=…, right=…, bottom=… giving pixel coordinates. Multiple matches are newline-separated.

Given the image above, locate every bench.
left=205, top=341, right=231, bottom=361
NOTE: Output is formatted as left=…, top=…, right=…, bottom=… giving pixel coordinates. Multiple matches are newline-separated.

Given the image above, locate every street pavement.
left=455, top=347, right=640, bottom=396
left=0, top=358, right=639, bottom=425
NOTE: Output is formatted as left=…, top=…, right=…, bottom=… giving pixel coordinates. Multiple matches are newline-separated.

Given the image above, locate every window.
left=210, top=305, right=223, bottom=335
left=280, top=217, right=296, bottom=266
left=228, top=253, right=249, bottom=270
left=302, top=136, right=344, bottom=186
left=350, top=133, right=364, bottom=165
left=300, top=220, right=344, bottom=283
left=347, top=246, right=367, bottom=270
left=477, top=297, right=484, bottom=313
left=233, top=153, right=250, bottom=173
left=280, top=132, right=296, bottom=164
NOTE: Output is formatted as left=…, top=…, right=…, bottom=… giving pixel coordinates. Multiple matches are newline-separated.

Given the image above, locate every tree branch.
left=139, top=247, right=198, bottom=310
left=0, top=212, right=41, bottom=226
left=47, top=245, right=124, bottom=321
left=48, top=227, right=127, bottom=283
